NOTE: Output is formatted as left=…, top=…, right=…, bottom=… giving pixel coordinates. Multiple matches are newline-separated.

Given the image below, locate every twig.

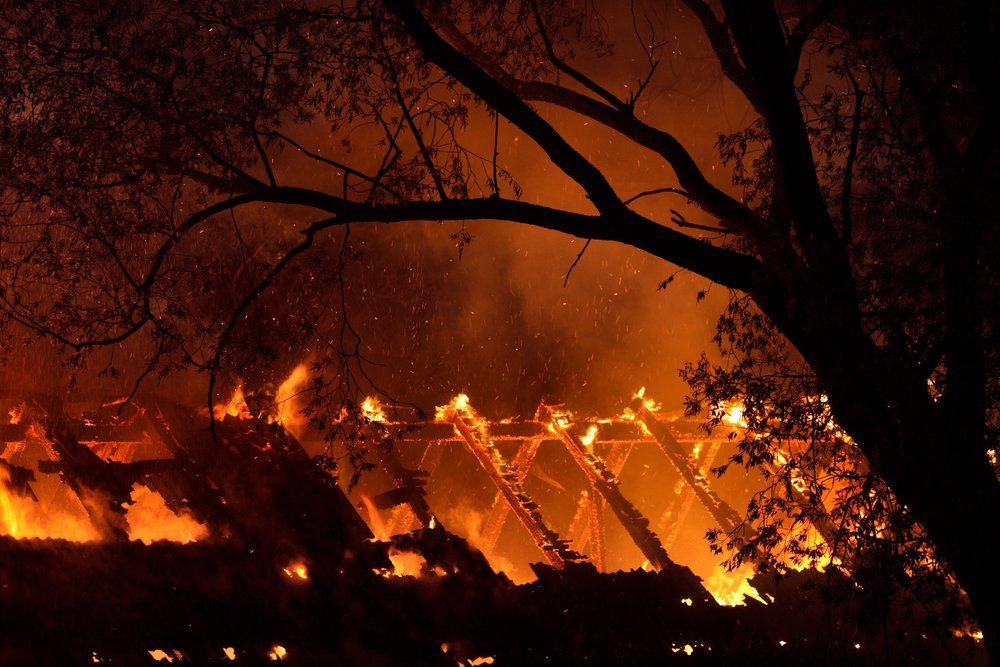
left=670, top=208, right=728, bottom=233
left=624, top=187, right=692, bottom=205
left=563, top=238, right=592, bottom=287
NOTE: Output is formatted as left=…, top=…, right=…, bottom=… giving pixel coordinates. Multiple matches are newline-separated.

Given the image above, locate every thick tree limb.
left=786, top=0, right=836, bottom=75
left=679, top=0, right=763, bottom=113
left=384, top=0, right=623, bottom=216
left=511, top=79, right=758, bottom=233
left=721, top=0, right=839, bottom=254
left=158, top=187, right=764, bottom=293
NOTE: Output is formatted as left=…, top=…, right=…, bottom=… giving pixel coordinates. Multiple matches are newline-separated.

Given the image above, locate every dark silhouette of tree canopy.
left=0, top=0, right=998, bottom=660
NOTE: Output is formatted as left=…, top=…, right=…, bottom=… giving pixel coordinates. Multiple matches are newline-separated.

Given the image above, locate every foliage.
left=0, top=0, right=998, bottom=658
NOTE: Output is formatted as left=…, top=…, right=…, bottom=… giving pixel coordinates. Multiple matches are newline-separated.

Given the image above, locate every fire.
left=633, top=386, right=662, bottom=412
left=436, top=393, right=471, bottom=421
left=0, top=468, right=99, bottom=541
left=360, top=494, right=389, bottom=541
left=274, top=362, right=311, bottom=434
left=126, top=485, right=209, bottom=545
left=283, top=563, right=308, bottom=580
left=721, top=403, right=745, bottom=427
left=0, top=467, right=21, bottom=536
left=268, top=645, right=287, bottom=661
left=214, top=385, right=251, bottom=420
left=386, top=549, right=431, bottom=577
left=360, top=494, right=438, bottom=577
left=704, top=565, right=765, bottom=606
left=361, top=396, right=387, bottom=423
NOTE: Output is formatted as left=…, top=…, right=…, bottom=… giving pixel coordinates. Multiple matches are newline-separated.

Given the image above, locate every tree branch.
left=786, top=0, right=836, bottom=75
left=384, top=0, right=623, bottom=215
left=528, top=0, right=628, bottom=112
left=678, top=0, right=763, bottom=112
left=512, top=79, right=757, bottom=232
left=841, top=74, right=863, bottom=246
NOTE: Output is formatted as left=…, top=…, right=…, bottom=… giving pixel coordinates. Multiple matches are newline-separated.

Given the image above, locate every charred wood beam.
left=660, top=441, right=722, bottom=550
left=633, top=402, right=758, bottom=544
left=538, top=402, right=673, bottom=572
left=378, top=450, right=441, bottom=530
left=480, top=436, right=543, bottom=559
left=387, top=440, right=446, bottom=535
left=586, top=485, right=607, bottom=573
left=0, top=459, right=37, bottom=502
left=138, top=395, right=376, bottom=551
left=370, top=485, right=427, bottom=511
left=440, top=400, right=583, bottom=569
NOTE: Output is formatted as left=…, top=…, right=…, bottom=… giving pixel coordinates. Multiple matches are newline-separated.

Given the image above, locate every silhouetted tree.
left=0, top=0, right=997, bottom=659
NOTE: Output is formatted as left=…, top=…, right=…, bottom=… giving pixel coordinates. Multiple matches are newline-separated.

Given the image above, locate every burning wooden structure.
left=0, top=390, right=981, bottom=665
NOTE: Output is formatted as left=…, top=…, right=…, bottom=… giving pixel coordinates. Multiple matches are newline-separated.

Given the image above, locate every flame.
left=360, top=494, right=389, bottom=541
left=721, top=403, right=746, bottom=427
left=126, top=485, right=209, bottom=545
left=214, top=385, right=251, bottom=420
left=361, top=396, right=387, bottom=423
left=360, top=495, right=439, bottom=577
left=704, top=565, right=764, bottom=606
left=274, top=363, right=311, bottom=435
left=436, top=394, right=471, bottom=421
left=0, top=468, right=99, bottom=541
left=631, top=386, right=662, bottom=412
left=0, top=467, right=22, bottom=536
left=387, top=548, right=429, bottom=577
left=581, top=425, right=599, bottom=450
left=268, top=646, right=287, bottom=661
left=283, top=563, right=308, bottom=580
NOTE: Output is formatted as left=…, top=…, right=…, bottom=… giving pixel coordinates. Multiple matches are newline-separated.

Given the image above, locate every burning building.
left=0, top=387, right=981, bottom=665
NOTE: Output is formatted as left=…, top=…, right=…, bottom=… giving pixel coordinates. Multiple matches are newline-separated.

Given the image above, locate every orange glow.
left=435, top=394, right=471, bottom=421
left=283, top=563, right=308, bottom=580
left=387, top=548, right=429, bottom=577
left=214, top=385, right=251, bottom=420
left=704, top=565, right=765, bottom=606
left=268, top=645, right=286, bottom=661
left=360, top=494, right=389, bottom=541
left=0, top=468, right=99, bottom=541
left=0, top=467, right=21, bottom=536
left=274, top=363, right=311, bottom=435
left=633, top=386, right=662, bottom=412
left=722, top=403, right=746, bottom=427
left=361, top=396, right=387, bottom=423
left=126, top=485, right=208, bottom=545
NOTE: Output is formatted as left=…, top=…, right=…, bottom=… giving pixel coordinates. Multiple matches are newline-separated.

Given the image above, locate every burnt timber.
left=0, top=392, right=983, bottom=665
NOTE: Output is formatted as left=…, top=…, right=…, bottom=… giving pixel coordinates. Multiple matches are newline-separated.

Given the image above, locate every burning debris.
left=0, top=390, right=983, bottom=664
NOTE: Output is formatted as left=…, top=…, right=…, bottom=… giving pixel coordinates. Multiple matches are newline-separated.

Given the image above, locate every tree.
left=0, top=0, right=998, bottom=660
